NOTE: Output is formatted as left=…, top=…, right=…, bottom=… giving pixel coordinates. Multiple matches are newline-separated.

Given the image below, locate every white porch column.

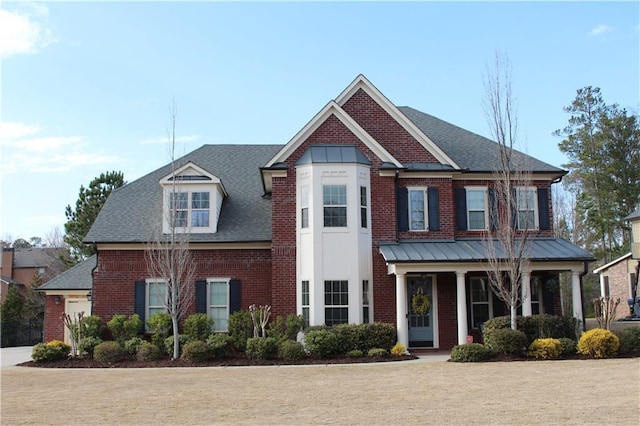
left=521, top=270, right=532, bottom=317
left=571, top=270, right=584, bottom=327
left=395, top=273, right=408, bottom=348
left=456, top=271, right=468, bottom=345
left=599, top=273, right=606, bottom=297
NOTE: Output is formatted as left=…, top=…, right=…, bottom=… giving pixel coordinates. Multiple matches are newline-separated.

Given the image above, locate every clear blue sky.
left=1, top=1, right=638, bottom=242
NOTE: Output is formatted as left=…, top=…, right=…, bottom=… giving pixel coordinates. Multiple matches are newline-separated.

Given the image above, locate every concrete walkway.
left=1, top=346, right=33, bottom=369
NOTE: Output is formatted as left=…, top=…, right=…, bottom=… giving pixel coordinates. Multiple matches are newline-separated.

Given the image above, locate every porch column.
left=395, top=273, right=408, bottom=348
left=521, top=270, right=532, bottom=317
left=599, top=273, right=606, bottom=297
left=571, top=270, right=584, bottom=328
left=456, top=271, right=468, bottom=345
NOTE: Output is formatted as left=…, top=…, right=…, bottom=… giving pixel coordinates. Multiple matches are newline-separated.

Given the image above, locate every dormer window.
left=160, top=162, right=226, bottom=234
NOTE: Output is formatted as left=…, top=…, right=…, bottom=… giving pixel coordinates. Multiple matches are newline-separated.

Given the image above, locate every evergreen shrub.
left=136, top=342, right=163, bottom=361
left=164, top=334, right=191, bottom=357
left=450, top=343, right=493, bottom=362
left=183, top=313, right=213, bottom=341
left=391, top=342, right=407, bottom=356
left=124, top=337, right=146, bottom=355
left=181, top=340, right=211, bottom=362
left=278, top=340, right=306, bottom=361
left=31, top=340, right=71, bottom=363
left=93, top=341, right=126, bottom=363
left=228, top=310, right=254, bottom=351
left=615, top=327, right=640, bottom=354
left=367, top=348, right=388, bottom=357
left=558, top=338, right=577, bottom=356
left=78, top=336, right=102, bottom=358
left=527, top=338, right=562, bottom=359
left=304, top=330, right=338, bottom=358
left=483, top=328, right=528, bottom=355
left=206, top=333, right=234, bottom=359
left=107, top=314, right=142, bottom=343
left=346, top=349, right=363, bottom=358
left=246, top=337, right=278, bottom=360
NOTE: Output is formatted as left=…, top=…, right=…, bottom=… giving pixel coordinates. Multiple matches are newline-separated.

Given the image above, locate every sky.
left=1, top=1, right=638, bottom=243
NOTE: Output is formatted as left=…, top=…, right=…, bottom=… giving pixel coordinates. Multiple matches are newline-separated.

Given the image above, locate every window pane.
left=211, top=307, right=228, bottom=332
left=467, top=190, right=485, bottom=210
left=468, top=211, right=486, bottom=230
left=472, top=304, right=489, bottom=328
left=362, top=280, right=369, bottom=305
left=325, top=308, right=348, bottom=326
left=191, top=192, right=210, bottom=209
left=149, top=282, right=166, bottom=307
left=192, top=210, right=209, bottom=227
left=471, top=279, right=488, bottom=302
left=324, top=207, right=347, bottom=227
left=174, top=211, right=188, bottom=227
left=323, top=185, right=346, bottom=205
left=301, top=208, right=308, bottom=228
left=409, top=190, right=426, bottom=230
left=209, top=281, right=227, bottom=305
left=302, top=281, right=309, bottom=305
left=360, top=187, right=367, bottom=207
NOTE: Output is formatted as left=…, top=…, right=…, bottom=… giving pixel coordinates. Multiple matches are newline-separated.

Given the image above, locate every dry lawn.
left=2, top=358, right=639, bottom=425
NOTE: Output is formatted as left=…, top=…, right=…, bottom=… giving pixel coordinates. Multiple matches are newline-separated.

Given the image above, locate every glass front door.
left=407, top=276, right=433, bottom=347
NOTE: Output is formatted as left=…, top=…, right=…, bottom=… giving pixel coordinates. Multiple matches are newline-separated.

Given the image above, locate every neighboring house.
left=39, top=256, right=95, bottom=343
left=44, top=75, right=594, bottom=349
left=0, top=248, right=67, bottom=304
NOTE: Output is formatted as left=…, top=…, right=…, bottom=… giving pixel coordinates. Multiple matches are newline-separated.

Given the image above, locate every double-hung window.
left=301, top=280, right=310, bottom=327
left=323, top=185, right=347, bottom=227
left=362, top=280, right=370, bottom=324
left=360, top=186, right=368, bottom=228
left=466, top=188, right=488, bottom=230
left=324, top=280, right=348, bottom=325
left=146, top=279, right=167, bottom=330
left=530, top=276, right=542, bottom=315
left=470, top=277, right=493, bottom=329
left=170, top=191, right=211, bottom=228
left=208, top=279, right=229, bottom=332
left=516, top=187, right=538, bottom=230
left=301, top=186, right=309, bottom=229
left=408, top=187, right=427, bottom=231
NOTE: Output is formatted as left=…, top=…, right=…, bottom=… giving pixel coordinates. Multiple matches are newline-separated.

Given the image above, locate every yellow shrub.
left=390, top=342, right=407, bottom=356
left=47, top=340, right=71, bottom=350
left=527, top=338, right=561, bottom=359
left=577, top=328, right=619, bottom=359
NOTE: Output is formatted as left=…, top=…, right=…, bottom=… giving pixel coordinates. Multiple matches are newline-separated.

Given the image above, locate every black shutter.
left=455, top=188, right=467, bottom=231
left=511, top=188, right=518, bottom=229
left=195, top=280, right=207, bottom=314
left=396, top=187, right=409, bottom=232
left=229, top=279, right=241, bottom=314
left=428, top=188, right=440, bottom=231
left=537, top=187, right=550, bottom=230
left=134, top=280, right=146, bottom=324
left=488, top=188, right=497, bottom=231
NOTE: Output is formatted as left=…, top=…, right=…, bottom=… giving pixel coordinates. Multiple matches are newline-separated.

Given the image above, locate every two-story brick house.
left=43, top=75, right=593, bottom=349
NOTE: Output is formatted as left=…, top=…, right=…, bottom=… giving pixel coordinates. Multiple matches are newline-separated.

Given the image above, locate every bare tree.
left=145, top=103, right=196, bottom=360
left=482, top=52, right=533, bottom=330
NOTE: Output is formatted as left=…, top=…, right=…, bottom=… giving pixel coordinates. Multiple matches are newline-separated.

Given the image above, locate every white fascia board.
left=264, top=101, right=402, bottom=168
left=159, top=161, right=227, bottom=196
left=451, top=172, right=561, bottom=182
left=593, top=252, right=632, bottom=273
left=335, top=75, right=460, bottom=169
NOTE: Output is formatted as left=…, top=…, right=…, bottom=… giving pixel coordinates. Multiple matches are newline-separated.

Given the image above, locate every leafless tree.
left=145, top=102, right=196, bottom=360
left=482, top=52, right=533, bottom=330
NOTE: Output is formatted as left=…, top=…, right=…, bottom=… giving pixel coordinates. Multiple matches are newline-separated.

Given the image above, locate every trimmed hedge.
left=528, top=338, right=562, bottom=359
left=93, top=341, right=126, bottom=363
left=615, top=327, right=640, bottom=354
left=578, top=328, right=619, bottom=359
left=228, top=310, right=254, bottom=351
left=483, top=314, right=578, bottom=344
left=450, top=343, right=493, bottom=362
left=181, top=340, right=211, bottom=362
left=483, top=328, right=528, bottom=355
left=304, top=330, right=339, bottom=358
left=183, top=313, right=213, bottom=341
left=206, top=333, right=234, bottom=359
left=278, top=340, right=306, bottom=361
left=32, top=340, right=72, bottom=363
left=136, top=342, right=163, bottom=361
left=246, top=337, right=278, bottom=360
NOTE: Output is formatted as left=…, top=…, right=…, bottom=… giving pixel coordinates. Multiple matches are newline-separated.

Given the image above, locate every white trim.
left=264, top=101, right=401, bottom=168
left=96, top=242, right=272, bottom=250
left=334, top=75, right=460, bottom=169
left=516, top=186, right=539, bottom=230
left=465, top=186, right=489, bottom=231
left=593, top=252, right=633, bottom=273
left=407, top=186, right=429, bottom=231
left=206, top=277, right=231, bottom=332
left=159, top=162, right=227, bottom=196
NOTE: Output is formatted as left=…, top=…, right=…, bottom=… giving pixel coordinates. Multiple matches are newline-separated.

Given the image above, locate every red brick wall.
left=43, top=296, right=65, bottom=342
left=602, top=260, right=634, bottom=319
left=436, top=273, right=458, bottom=349
left=92, top=249, right=272, bottom=323
left=397, top=177, right=455, bottom=240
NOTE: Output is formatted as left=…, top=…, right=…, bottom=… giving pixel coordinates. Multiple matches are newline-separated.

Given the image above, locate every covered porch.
left=379, top=238, right=594, bottom=349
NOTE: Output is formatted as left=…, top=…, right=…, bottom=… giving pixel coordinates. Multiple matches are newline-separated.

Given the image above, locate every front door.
left=63, top=298, right=92, bottom=344
left=408, top=276, right=433, bottom=347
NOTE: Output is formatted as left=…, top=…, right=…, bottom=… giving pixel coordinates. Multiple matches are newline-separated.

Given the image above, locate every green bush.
left=330, top=322, right=396, bottom=353
left=147, top=312, right=173, bottom=346
left=577, top=328, right=620, bottom=359
left=78, top=316, right=104, bottom=340
left=181, top=340, right=212, bottom=362
left=346, top=349, right=364, bottom=358
left=304, top=330, right=338, bottom=358
left=107, top=314, right=142, bottom=343
left=246, top=337, right=278, bottom=360
left=367, top=348, right=388, bottom=357
left=483, top=328, right=528, bottom=355
left=164, top=334, right=191, bottom=357
left=615, top=327, right=640, bottom=354
left=527, top=338, right=562, bottom=359
left=183, top=313, right=213, bottom=341
left=278, top=340, right=306, bottom=361
left=78, top=336, right=103, bottom=358
left=450, top=343, right=493, bottom=362
left=93, top=341, right=126, bottom=363
left=124, top=337, right=146, bottom=355
left=558, top=338, right=577, bottom=356
left=268, top=314, right=305, bottom=342
left=206, top=333, right=234, bottom=359
left=391, top=342, right=407, bottom=356
left=137, top=341, right=163, bottom=361
left=228, top=310, right=254, bottom=351
left=31, top=340, right=71, bottom=363
left=483, top=315, right=578, bottom=344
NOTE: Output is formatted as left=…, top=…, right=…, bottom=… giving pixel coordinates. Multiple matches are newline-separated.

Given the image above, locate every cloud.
left=0, top=4, right=56, bottom=58
left=0, top=121, right=119, bottom=175
left=140, top=134, right=201, bottom=145
left=589, top=24, right=614, bottom=36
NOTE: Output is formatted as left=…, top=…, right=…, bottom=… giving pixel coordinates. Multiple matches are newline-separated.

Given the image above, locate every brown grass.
left=2, top=357, right=639, bottom=425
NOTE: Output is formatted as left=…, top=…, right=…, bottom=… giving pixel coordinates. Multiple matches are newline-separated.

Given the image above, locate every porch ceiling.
left=379, top=238, right=594, bottom=264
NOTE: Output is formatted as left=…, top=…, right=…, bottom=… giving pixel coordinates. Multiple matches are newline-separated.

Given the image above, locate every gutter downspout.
left=90, top=244, right=98, bottom=315
left=579, top=261, right=589, bottom=332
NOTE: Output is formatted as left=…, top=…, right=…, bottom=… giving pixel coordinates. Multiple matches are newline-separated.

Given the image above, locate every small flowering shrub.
left=615, top=327, right=640, bottom=354
left=93, top=341, right=126, bottom=363
left=367, top=348, right=388, bottom=357
left=527, top=338, right=562, bottom=360
left=206, top=333, right=234, bottom=359
left=124, top=337, right=146, bottom=355
left=77, top=336, right=103, bottom=358
left=577, top=328, right=619, bottom=359
left=558, top=338, right=577, bottom=356
left=136, top=342, right=163, bottom=361
left=346, top=349, right=364, bottom=358
left=181, top=340, right=211, bottom=362
left=246, top=337, right=278, bottom=360
left=391, top=342, right=407, bottom=356
left=278, top=340, right=306, bottom=361
left=450, top=343, right=493, bottom=362
left=32, top=340, right=71, bottom=363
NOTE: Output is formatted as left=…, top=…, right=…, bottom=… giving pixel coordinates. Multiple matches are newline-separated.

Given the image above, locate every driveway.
left=0, top=346, right=33, bottom=369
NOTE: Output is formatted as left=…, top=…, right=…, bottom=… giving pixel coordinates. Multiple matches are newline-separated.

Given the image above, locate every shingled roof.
left=39, top=255, right=95, bottom=291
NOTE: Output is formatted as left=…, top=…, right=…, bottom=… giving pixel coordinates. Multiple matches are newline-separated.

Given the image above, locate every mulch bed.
left=19, top=353, right=419, bottom=368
